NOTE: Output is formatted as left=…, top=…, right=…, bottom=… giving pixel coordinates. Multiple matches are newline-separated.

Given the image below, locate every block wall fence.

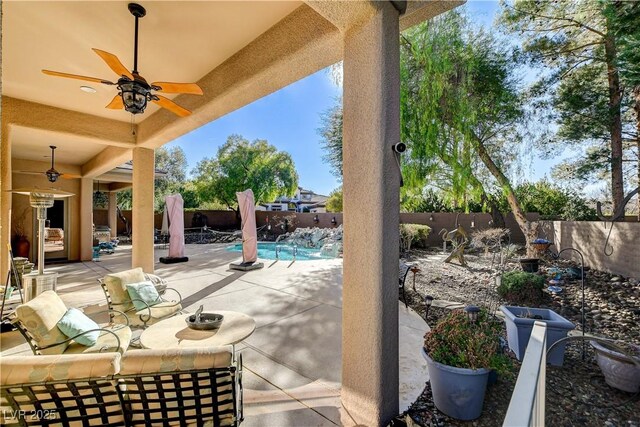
left=93, top=209, right=637, bottom=277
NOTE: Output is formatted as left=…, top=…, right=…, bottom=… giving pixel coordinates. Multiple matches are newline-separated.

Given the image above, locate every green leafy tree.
left=496, top=181, right=597, bottom=220
left=500, top=0, right=629, bottom=216
left=325, top=187, right=343, bottom=212
left=192, top=135, right=298, bottom=217
left=607, top=1, right=640, bottom=216
left=401, top=11, right=538, bottom=251
left=318, top=101, right=343, bottom=180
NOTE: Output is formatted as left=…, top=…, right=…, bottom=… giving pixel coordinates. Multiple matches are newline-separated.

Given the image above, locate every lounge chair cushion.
left=126, top=280, right=161, bottom=311
left=65, top=325, right=132, bottom=355
left=103, top=267, right=146, bottom=312
left=0, top=352, right=121, bottom=385
left=14, top=290, right=69, bottom=354
left=57, top=307, right=101, bottom=346
left=129, top=301, right=183, bottom=327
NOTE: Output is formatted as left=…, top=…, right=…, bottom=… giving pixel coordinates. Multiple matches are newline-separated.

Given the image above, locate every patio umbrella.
left=236, top=189, right=257, bottom=264
left=165, top=194, right=184, bottom=258
left=161, top=204, right=169, bottom=237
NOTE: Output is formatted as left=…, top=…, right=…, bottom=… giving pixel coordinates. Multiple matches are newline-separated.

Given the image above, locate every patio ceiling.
left=2, top=1, right=301, bottom=123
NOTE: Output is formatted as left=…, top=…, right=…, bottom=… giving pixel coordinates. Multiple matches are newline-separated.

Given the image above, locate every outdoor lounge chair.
left=1, top=346, right=243, bottom=426
left=99, top=267, right=182, bottom=328
left=12, top=290, right=131, bottom=355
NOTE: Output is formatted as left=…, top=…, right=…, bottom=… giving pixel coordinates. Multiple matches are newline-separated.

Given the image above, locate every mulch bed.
left=395, top=248, right=640, bottom=427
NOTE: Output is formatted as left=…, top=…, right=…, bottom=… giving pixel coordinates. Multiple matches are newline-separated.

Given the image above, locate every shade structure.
left=165, top=194, right=185, bottom=258
left=237, top=189, right=257, bottom=264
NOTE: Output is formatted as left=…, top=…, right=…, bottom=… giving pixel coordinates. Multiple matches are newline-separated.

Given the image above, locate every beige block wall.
left=540, top=221, right=640, bottom=278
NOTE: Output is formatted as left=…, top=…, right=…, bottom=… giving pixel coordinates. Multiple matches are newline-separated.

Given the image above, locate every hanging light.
left=45, top=146, right=61, bottom=183
left=119, top=79, right=152, bottom=114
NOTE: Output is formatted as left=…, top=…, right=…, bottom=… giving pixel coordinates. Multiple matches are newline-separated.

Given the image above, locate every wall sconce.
left=471, top=214, right=476, bottom=229
left=424, top=295, right=434, bottom=320
left=266, top=216, right=271, bottom=231
left=464, top=305, right=480, bottom=323
left=331, top=217, right=337, bottom=226
left=488, top=219, right=493, bottom=226
left=313, top=215, right=319, bottom=224
left=429, top=214, right=434, bottom=221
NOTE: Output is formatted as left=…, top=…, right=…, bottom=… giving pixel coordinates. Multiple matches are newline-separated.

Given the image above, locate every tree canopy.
left=500, top=0, right=632, bottom=214
left=192, top=134, right=298, bottom=213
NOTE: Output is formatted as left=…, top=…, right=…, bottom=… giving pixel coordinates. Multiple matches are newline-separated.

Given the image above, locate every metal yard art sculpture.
left=440, top=225, right=470, bottom=266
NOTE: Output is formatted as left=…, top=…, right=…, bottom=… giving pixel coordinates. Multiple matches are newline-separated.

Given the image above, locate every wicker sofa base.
left=1, top=347, right=242, bottom=427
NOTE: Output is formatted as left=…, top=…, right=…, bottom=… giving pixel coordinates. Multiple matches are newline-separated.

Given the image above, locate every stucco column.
left=108, top=191, right=118, bottom=239
left=341, top=3, right=401, bottom=426
left=132, top=147, right=155, bottom=273
left=1, top=125, right=12, bottom=279
left=79, top=178, right=94, bottom=261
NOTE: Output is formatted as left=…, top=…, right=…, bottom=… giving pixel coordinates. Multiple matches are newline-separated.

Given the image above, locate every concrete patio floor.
left=0, top=243, right=430, bottom=426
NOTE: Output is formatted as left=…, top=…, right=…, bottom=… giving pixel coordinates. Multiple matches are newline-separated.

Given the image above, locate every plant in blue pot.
left=422, top=308, right=512, bottom=421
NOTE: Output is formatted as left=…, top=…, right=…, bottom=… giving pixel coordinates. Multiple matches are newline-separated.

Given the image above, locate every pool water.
left=226, top=242, right=333, bottom=261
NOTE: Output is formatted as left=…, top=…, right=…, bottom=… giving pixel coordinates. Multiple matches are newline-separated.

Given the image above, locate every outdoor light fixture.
left=120, top=80, right=152, bottom=114
left=471, top=214, right=476, bottom=229
left=464, top=305, right=480, bottom=323
left=313, top=215, right=319, bottom=224
left=331, top=217, right=337, bottom=226
left=424, top=295, right=434, bottom=320
left=429, top=214, right=434, bottom=221
left=45, top=146, right=61, bottom=183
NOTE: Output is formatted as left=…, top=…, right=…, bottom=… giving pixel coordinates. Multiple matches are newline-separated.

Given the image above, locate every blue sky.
left=168, top=1, right=565, bottom=197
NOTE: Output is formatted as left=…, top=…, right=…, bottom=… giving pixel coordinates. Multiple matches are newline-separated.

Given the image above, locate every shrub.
left=400, top=224, right=431, bottom=252
left=423, top=310, right=511, bottom=374
left=497, top=271, right=545, bottom=305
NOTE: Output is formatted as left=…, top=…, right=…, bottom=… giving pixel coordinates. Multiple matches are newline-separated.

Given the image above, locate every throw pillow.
left=126, top=281, right=161, bottom=312
left=57, top=308, right=100, bottom=346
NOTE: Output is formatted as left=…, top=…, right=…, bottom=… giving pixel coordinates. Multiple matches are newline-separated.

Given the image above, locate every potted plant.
left=500, top=305, right=575, bottom=366
left=11, top=207, right=30, bottom=258
left=590, top=339, right=640, bottom=393
left=422, top=309, right=511, bottom=421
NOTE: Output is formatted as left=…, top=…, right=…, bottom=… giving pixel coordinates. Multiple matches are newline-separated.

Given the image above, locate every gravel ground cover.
left=396, top=248, right=640, bottom=427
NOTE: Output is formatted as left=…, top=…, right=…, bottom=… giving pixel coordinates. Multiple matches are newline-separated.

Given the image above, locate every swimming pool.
left=226, top=242, right=335, bottom=261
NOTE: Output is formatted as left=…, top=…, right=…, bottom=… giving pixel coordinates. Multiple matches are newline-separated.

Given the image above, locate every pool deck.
left=0, top=243, right=430, bottom=426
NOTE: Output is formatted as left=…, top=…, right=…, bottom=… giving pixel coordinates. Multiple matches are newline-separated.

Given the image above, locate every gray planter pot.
left=500, top=305, right=575, bottom=366
left=422, top=348, right=490, bottom=421
left=590, top=340, right=640, bottom=393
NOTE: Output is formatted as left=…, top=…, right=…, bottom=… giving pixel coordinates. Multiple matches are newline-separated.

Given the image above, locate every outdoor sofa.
left=0, top=346, right=243, bottom=426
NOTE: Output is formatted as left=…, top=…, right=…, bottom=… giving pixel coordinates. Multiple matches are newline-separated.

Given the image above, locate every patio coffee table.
left=139, top=311, right=255, bottom=352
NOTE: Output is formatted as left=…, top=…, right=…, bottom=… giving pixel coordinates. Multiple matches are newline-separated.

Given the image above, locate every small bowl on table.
left=185, top=313, right=224, bottom=330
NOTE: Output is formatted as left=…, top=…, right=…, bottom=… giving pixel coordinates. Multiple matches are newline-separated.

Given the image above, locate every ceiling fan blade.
left=92, top=48, right=134, bottom=80
left=105, top=95, right=124, bottom=110
left=42, top=70, right=115, bottom=85
left=15, top=171, right=45, bottom=176
left=61, top=173, right=82, bottom=179
left=152, top=95, right=191, bottom=117
left=151, top=81, right=203, bottom=95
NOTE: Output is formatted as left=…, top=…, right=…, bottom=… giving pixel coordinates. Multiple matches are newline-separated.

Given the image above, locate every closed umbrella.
left=165, top=194, right=185, bottom=258
left=237, top=189, right=257, bottom=264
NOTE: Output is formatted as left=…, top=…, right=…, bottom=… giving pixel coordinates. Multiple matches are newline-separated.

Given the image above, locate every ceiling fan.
left=16, top=146, right=80, bottom=182
left=42, top=3, right=203, bottom=117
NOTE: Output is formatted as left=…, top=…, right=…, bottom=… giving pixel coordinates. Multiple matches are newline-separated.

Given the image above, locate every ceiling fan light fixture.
left=120, top=81, right=149, bottom=114
left=46, top=168, right=60, bottom=183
